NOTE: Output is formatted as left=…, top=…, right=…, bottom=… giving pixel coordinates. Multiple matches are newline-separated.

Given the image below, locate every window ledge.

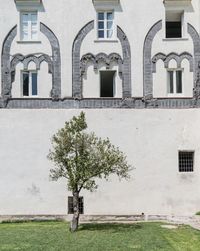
left=17, top=40, right=41, bottom=44
left=163, top=38, right=189, bottom=41
left=94, top=39, right=118, bottom=43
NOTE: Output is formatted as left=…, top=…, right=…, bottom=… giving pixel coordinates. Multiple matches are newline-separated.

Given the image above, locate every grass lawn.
left=0, top=221, right=200, bottom=251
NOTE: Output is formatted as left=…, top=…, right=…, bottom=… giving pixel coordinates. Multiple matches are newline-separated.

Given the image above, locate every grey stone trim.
left=72, top=22, right=131, bottom=98
left=143, top=20, right=162, bottom=98
left=1, top=25, right=17, bottom=99
left=10, top=53, right=53, bottom=83
left=40, top=23, right=61, bottom=100
left=72, top=21, right=95, bottom=98
left=80, top=52, right=123, bottom=78
left=2, top=97, right=200, bottom=109
left=187, top=23, right=200, bottom=99
left=117, top=26, right=132, bottom=98
left=152, top=52, right=193, bottom=73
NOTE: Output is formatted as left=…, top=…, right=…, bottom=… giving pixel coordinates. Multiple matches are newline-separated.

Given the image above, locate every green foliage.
left=48, top=112, right=131, bottom=193
left=1, top=222, right=200, bottom=251
left=196, top=211, right=200, bottom=215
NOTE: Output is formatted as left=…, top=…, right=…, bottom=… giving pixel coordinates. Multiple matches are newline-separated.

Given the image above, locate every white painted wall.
left=0, top=109, right=200, bottom=216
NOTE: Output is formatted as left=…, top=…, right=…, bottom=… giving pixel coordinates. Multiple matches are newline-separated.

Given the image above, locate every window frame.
left=167, top=68, right=184, bottom=97
left=178, top=151, right=195, bottom=173
left=21, top=70, right=38, bottom=97
left=68, top=196, right=84, bottom=215
left=20, top=11, right=38, bottom=41
left=99, top=70, right=116, bottom=98
left=96, top=10, right=115, bottom=40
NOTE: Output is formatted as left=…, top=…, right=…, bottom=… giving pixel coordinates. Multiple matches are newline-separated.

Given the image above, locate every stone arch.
left=72, top=21, right=131, bottom=98
left=40, top=23, right=61, bottom=99
left=1, top=25, right=17, bottom=98
left=187, top=23, right=200, bottom=98
left=152, top=52, right=193, bottom=73
left=143, top=20, right=162, bottom=98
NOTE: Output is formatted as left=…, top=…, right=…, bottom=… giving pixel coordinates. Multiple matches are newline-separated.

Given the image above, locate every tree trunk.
left=70, top=191, right=80, bottom=232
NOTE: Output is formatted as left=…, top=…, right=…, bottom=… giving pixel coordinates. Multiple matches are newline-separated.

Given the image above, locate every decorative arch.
left=40, top=23, right=61, bottom=100
left=143, top=20, right=162, bottom=99
left=80, top=52, right=123, bottom=78
left=1, top=25, right=17, bottom=98
left=152, top=52, right=193, bottom=73
left=187, top=23, right=200, bottom=99
left=72, top=21, right=132, bottom=98
left=1, top=23, right=61, bottom=101
left=10, top=53, right=53, bottom=83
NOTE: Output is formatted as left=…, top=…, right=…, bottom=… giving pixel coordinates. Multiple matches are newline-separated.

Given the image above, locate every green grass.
left=0, top=221, right=200, bottom=251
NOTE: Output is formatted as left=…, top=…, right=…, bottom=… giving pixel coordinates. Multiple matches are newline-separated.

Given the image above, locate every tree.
left=47, top=112, right=132, bottom=232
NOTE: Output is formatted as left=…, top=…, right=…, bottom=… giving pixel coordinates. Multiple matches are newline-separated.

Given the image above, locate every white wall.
left=0, top=109, right=200, bottom=216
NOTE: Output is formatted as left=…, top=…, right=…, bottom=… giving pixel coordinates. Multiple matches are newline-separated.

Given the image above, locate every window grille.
left=179, top=151, right=194, bottom=172
left=68, top=196, right=84, bottom=214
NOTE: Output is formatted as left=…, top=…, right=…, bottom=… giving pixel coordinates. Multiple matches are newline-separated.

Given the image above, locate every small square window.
left=179, top=151, right=194, bottom=172
left=68, top=196, right=84, bottom=214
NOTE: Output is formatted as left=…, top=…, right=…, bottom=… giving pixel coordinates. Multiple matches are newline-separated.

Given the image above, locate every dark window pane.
left=98, top=13, right=104, bottom=20
left=168, top=71, right=174, bottom=93
left=166, top=22, right=182, bottom=38
left=98, top=30, right=104, bottom=38
left=176, top=71, right=182, bottom=93
left=179, top=152, right=194, bottom=172
left=23, top=72, right=29, bottom=96
left=107, top=12, right=113, bottom=20
left=100, top=71, right=115, bottom=97
left=32, top=72, right=38, bottom=96
left=98, top=21, right=104, bottom=29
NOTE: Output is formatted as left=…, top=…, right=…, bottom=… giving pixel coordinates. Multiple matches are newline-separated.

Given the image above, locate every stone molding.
left=10, top=53, right=53, bottom=83
left=143, top=20, right=162, bottom=99
left=80, top=52, right=123, bottom=78
left=152, top=52, right=193, bottom=72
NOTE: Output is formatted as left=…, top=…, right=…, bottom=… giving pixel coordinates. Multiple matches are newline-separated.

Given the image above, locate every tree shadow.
left=79, top=223, right=142, bottom=233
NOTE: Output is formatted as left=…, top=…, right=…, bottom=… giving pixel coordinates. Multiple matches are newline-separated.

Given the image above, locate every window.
left=97, top=11, right=114, bottom=39
left=21, top=12, right=38, bottom=41
left=179, top=151, right=194, bottom=172
left=22, top=71, right=38, bottom=97
left=100, top=71, right=116, bottom=97
left=166, top=11, right=183, bottom=38
left=68, top=197, right=84, bottom=214
left=167, top=69, right=182, bottom=94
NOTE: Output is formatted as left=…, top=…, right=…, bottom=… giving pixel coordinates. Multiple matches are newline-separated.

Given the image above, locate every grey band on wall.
left=143, top=20, right=162, bottom=99
left=72, top=21, right=95, bottom=98
left=1, top=25, right=17, bottom=98
left=117, top=26, right=132, bottom=98
left=40, top=23, right=61, bottom=100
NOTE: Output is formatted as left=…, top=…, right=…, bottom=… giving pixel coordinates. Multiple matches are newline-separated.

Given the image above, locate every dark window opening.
left=68, top=196, right=84, bottom=214
left=100, top=71, right=115, bottom=97
left=23, top=72, right=29, bottom=96
left=166, top=21, right=182, bottom=38
left=179, top=151, right=194, bottom=172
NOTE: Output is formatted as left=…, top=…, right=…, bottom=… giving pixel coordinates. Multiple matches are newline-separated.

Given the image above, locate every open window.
left=167, top=69, right=182, bottom=94
left=100, top=71, right=116, bottom=97
left=22, top=71, right=38, bottom=97
left=166, top=11, right=183, bottom=38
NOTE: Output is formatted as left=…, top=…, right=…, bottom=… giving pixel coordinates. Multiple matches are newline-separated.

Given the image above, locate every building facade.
left=0, top=0, right=200, bottom=217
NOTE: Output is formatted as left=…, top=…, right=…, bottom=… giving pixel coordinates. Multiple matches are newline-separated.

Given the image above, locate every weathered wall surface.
left=0, top=109, right=200, bottom=216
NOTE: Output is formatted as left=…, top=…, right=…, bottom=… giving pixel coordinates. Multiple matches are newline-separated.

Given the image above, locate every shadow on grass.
left=79, top=223, right=142, bottom=232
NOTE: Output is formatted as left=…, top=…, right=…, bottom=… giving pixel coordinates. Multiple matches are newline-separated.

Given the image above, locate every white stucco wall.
left=0, top=109, right=200, bottom=216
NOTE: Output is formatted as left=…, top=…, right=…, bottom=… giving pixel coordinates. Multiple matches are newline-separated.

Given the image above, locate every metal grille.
left=179, top=151, right=194, bottom=172
left=68, top=196, right=84, bottom=214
